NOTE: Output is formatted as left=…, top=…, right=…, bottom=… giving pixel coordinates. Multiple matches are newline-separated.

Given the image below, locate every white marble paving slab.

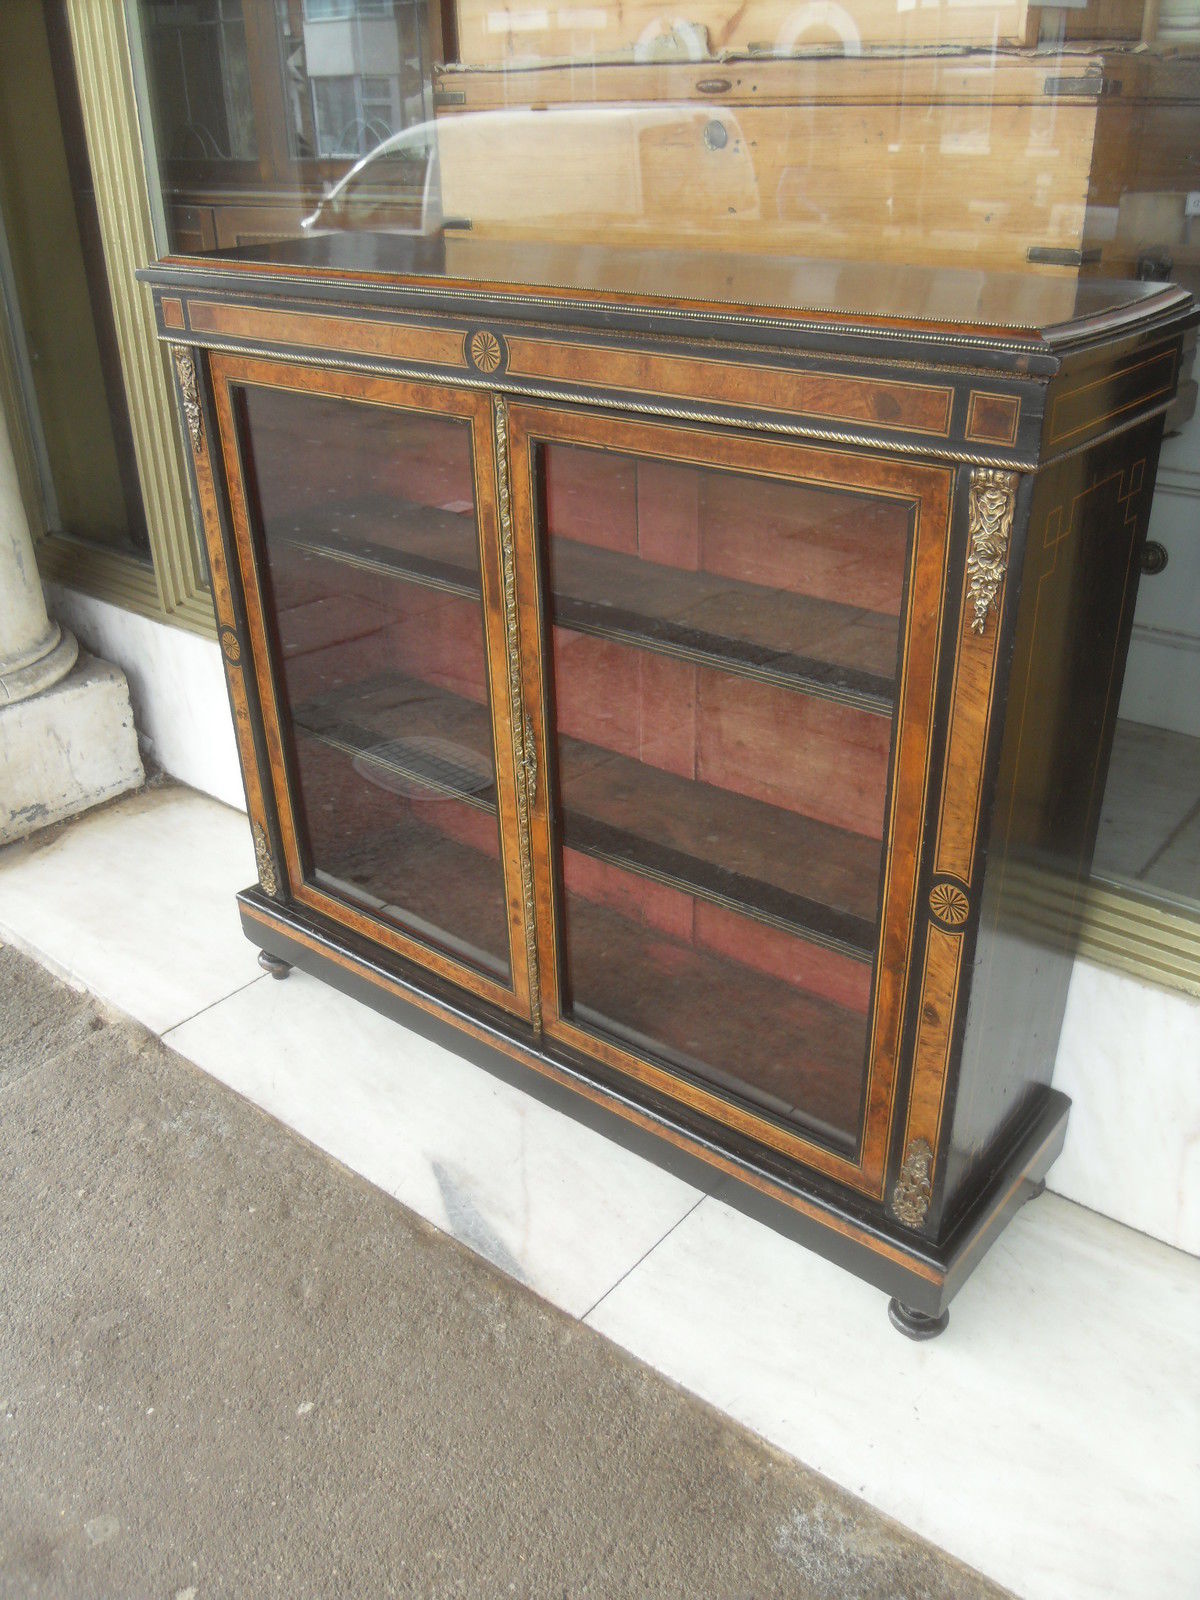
left=0, top=785, right=260, bottom=1033
left=164, top=969, right=704, bottom=1318
left=586, top=1191, right=1200, bottom=1600
left=1053, top=957, right=1200, bottom=1255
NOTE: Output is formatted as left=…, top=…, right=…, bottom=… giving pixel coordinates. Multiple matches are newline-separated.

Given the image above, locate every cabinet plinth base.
left=258, top=949, right=293, bottom=980
left=888, top=1298, right=950, bottom=1340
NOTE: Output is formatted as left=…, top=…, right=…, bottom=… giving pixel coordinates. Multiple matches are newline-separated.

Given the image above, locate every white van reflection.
left=300, top=106, right=761, bottom=240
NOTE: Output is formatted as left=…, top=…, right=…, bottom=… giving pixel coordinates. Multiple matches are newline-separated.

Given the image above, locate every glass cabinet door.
left=508, top=405, right=952, bottom=1184
left=210, top=358, right=532, bottom=1018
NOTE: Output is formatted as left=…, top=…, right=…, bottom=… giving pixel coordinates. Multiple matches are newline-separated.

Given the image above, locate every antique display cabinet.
left=141, top=236, right=1193, bottom=1334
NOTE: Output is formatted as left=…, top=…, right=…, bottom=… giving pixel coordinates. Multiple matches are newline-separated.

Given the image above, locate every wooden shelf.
left=302, top=700, right=868, bottom=1145
left=549, top=538, right=899, bottom=713
left=308, top=803, right=512, bottom=985
left=294, top=675, right=499, bottom=812
left=273, top=498, right=482, bottom=599
left=297, top=673, right=881, bottom=956
left=559, top=740, right=880, bottom=958
left=272, top=497, right=897, bottom=713
left=565, top=897, right=866, bottom=1152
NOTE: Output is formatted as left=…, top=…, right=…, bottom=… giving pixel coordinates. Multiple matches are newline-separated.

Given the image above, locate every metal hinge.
left=1026, top=245, right=1102, bottom=269
left=1043, top=72, right=1118, bottom=99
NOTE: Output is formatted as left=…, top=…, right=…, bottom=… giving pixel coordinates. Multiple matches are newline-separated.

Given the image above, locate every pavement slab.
left=0, top=942, right=1008, bottom=1599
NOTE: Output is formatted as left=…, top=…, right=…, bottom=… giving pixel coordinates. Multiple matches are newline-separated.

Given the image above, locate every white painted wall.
left=1054, top=960, right=1199, bottom=1255
left=46, top=583, right=244, bottom=813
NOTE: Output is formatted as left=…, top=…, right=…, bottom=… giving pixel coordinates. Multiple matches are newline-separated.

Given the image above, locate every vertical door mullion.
left=476, top=390, right=538, bottom=1022
left=505, top=400, right=565, bottom=1035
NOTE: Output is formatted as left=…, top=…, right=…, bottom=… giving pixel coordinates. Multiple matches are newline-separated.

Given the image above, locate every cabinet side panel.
left=938, top=416, right=1163, bottom=1227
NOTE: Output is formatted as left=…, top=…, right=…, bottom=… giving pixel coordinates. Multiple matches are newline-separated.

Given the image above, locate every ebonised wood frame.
left=141, top=253, right=1195, bottom=1332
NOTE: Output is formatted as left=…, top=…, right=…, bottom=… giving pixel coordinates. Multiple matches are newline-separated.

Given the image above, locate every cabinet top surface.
left=144, top=234, right=1194, bottom=357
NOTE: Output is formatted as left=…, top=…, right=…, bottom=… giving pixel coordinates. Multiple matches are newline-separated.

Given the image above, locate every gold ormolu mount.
left=891, top=1137, right=934, bottom=1229
left=966, top=469, right=1018, bottom=634
left=172, top=347, right=204, bottom=453
left=252, top=822, right=278, bottom=899
left=494, top=396, right=542, bottom=1030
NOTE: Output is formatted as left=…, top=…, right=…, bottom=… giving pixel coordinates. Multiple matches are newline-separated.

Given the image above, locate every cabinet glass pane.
left=540, top=443, right=910, bottom=1151
left=236, top=385, right=511, bottom=985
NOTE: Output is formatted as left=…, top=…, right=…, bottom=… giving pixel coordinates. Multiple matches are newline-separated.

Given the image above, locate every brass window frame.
left=5, top=0, right=214, bottom=636
left=1006, top=863, right=1200, bottom=1000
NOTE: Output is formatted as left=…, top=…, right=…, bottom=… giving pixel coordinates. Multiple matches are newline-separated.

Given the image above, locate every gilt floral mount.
left=966, top=469, right=1018, bottom=634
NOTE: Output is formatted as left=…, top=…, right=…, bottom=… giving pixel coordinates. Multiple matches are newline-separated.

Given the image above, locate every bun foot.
left=258, top=950, right=292, bottom=980
left=888, top=1298, right=949, bottom=1340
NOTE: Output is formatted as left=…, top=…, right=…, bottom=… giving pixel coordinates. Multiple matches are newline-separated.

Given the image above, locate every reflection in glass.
left=129, top=2, right=1199, bottom=327
left=131, top=0, right=433, bottom=251
left=540, top=443, right=911, bottom=1151
left=0, top=1, right=149, bottom=556
left=1093, top=406, right=1200, bottom=916
left=142, top=0, right=257, bottom=165
left=237, top=385, right=513, bottom=984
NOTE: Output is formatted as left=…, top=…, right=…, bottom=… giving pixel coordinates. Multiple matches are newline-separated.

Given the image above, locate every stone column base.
left=0, top=621, right=79, bottom=707
left=0, top=652, right=145, bottom=845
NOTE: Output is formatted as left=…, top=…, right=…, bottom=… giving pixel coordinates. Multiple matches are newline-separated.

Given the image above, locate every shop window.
left=0, top=1, right=149, bottom=560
